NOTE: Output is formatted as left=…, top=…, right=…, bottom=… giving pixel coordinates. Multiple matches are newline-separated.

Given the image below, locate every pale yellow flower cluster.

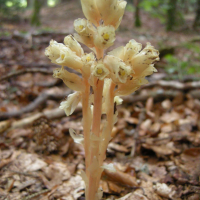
left=45, top=1, right=159, bottom=199
left=45, top=0, right=159, bottom=144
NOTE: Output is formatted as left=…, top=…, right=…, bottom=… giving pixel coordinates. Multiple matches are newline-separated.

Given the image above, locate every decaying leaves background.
left=0, top=0, right=200, bottom=199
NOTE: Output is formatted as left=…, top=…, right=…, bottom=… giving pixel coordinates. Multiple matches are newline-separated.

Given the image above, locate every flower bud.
left=94, top=25, right=115, bottom=49
left=53, top=67, right=84, bottom=91
left=96, top=0, right=127, bottom=29
left=104, top=55, right=133, bottom=83
left=60, top=92, right=82, bottom=116
left=80, top=0, right=101, bottom=27
left=64, top=35, right=84, bottom=57
left=91, top=60, right=109, bottom=80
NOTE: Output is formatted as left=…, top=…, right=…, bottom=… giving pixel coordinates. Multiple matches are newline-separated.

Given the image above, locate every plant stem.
left=99, top=81, right=116, bottom=164
left=85, top=49, right=104, bottom=200
left=82, top=78, right=92, bottom=172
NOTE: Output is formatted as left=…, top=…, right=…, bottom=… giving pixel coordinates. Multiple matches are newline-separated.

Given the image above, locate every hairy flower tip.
left=130, top=42, right=159, bottom=78
left=45, top=40, right=67, bottom=64
left=59, top=92, right=82, bottom=116
left=80, top=0, right=101, bottom=27
left=124, top=39, right=142, bottom=61
left=81, top=52, right=96, bottom=78
left=101, top=163, right=116, bottom=172
left=108, top=39, right=142, bottom=61
left=104, top=55, right=133, bottom=83
left=45, top=40, right=83, bottom=71
left=64, top=35, right=84, bottom=57
left=96, top=0, right=127, bottom=29
left=53, top=67, right=84, bottom=91
left=91, top=61, right=109, bottom=80
left=74, top=18, right=96, bottom=37
left=115, top=77, right=149, bottom=96
left=69, top=128, right=84, bottom=145
left=94, top=25, right=115, bottom=49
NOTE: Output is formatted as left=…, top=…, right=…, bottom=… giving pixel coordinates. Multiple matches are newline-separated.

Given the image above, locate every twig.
left=21, top=189, right=50, bottom=200
left=123, top=89, right=200, bottom=104
left=143, top=80, right=200, bottom=90
left=0, top=68, right=53, bottom=82
left=0, top=91, right=71, bottom=120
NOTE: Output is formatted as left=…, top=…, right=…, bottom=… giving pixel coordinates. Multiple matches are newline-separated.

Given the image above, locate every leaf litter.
left=0, top=1, right=200, bottom=200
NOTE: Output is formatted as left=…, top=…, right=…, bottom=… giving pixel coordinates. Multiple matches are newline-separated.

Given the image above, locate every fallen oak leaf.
left=102, top=167, right=138, bottom=187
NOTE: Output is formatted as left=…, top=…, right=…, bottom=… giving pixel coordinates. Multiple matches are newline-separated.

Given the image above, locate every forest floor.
left=0, top=1, right=200, bottom=200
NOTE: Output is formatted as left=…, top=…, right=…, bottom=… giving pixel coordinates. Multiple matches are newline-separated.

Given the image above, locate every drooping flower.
left=115, top=77, right=149, bottom=96
left=53, top=67, right=84, bottom=91
left=80, top=0, right=101, bottom=27
left=129, top=42, right=159, bottom=78
left=64, top=35, right=84, bottom=57
left=108, top=40, right=159, bottom=80
left=45, top=40, right=83, bottom=71
left=96, top=0, right=127, bottom=29
left=104, top=55, right=133, bottom=83
left=74, top=18, right=96, bottom=37
left=74, top=19, right=96, bottom=48
left=59, top=91, right=82, bottom=116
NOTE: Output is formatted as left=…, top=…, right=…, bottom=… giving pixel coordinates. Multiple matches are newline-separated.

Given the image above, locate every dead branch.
left=122, top=89, right=200, bottom=104
left=143, top=80, right=200, bottom=90
left=0, top=68, right=53, bottom=82
left=0, top=91, right=72, bottom=120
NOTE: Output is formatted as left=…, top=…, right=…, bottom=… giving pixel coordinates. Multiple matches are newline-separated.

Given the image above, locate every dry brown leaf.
left=107, top=181, right=123, bottom=193
left=142, top=142, right=180, bottom=157
left=116, top=192, right=148, bottom=200
left=140, top=119, right=152, bottom=131
left=102, top=168, right=138, bottom=187
left=160, top=111, right=180, bottom=123
left=146, top=97, right=153, bottom=111
left=108, top=142, right=129, bottom=153
left=0, top=120, right=11, bottom=134
left=160, top=123, right=175, bottom=133
left=161, top=99, right=172, bottom=110
left=149, top=122, right=161, bottom=135
left=178, top=148, right=200, bottom=178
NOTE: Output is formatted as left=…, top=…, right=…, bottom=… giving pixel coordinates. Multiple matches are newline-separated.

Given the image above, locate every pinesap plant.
left=45, top=0, right=159, bottom=199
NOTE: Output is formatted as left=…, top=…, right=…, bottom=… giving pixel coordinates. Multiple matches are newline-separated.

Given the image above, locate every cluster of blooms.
left=45, top=0, right=159, bottom=199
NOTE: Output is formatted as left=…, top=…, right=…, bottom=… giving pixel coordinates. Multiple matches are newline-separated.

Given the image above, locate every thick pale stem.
left=86, top=49, right=104, bottom=200
left=82, top=78, right=92, bottom=172
left=95, top=47, right=104, bottom=59
left=99, top=81, right=116, bottom=164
